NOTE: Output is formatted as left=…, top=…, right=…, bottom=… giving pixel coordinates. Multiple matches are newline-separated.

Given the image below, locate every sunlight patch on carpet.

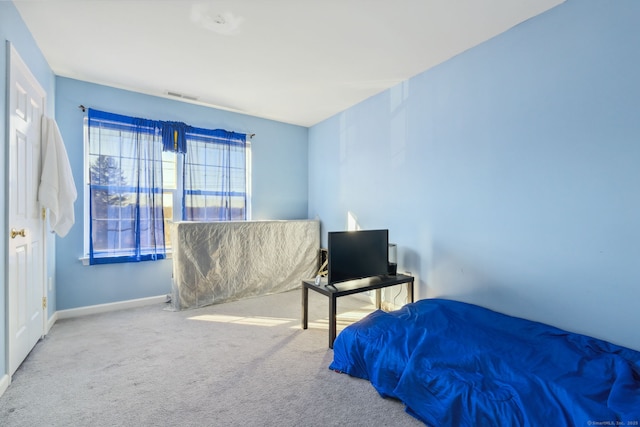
left=188, top=314, right=294, bottom=326
left=303, top=309, right=372, bottom=330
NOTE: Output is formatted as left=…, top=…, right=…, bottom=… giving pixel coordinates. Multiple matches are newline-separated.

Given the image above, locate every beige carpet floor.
left=0, top=289, right=423, bottom=426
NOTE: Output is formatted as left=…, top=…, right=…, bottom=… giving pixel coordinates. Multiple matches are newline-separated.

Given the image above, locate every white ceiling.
left=14, top=0, right=564, bottom=127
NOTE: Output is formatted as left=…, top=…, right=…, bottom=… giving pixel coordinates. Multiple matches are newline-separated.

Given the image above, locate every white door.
left=7, top=44, right=46, bottom=376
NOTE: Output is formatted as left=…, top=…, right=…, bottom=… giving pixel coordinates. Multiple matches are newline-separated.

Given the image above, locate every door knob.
left=10, top=228, right=26, bottom=239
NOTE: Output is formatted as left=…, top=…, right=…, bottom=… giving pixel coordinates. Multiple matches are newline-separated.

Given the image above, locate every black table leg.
left=329, top=295, right=337, bottom=349
left=302, top=283, right=308, bottom=330
left=408, top=280, right=414, bottom=303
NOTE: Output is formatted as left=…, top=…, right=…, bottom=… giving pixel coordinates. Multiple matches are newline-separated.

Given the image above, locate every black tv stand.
left=301, top=274, right=414, bottom=348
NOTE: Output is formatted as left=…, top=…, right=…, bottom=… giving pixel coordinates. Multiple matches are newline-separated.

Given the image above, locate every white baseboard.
left=0, top=374, right=9, bottom=398
left=46, top=311, right=58, bottom=334
left=56, top=295, right=168, bottom=320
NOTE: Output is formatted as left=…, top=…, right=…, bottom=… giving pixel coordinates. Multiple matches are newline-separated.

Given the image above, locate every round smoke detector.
left=190, top=4, right=244, bottom=36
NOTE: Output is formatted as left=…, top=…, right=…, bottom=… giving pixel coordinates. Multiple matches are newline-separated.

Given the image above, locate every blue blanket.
left=329, top=299, right=640, bottom=426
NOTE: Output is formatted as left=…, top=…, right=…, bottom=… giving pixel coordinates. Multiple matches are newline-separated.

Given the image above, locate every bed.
left=329, top=298, right=640, bottom=426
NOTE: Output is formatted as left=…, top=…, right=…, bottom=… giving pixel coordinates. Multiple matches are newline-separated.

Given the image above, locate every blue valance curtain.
left=161, top=121, right=191, bottom=154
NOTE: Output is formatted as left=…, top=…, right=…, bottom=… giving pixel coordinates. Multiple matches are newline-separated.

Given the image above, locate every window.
left=161, top=150, right=177, bottom=247
left=84, top=109, right=250, bottom=264
left=184, top=130, right=247, bottom=221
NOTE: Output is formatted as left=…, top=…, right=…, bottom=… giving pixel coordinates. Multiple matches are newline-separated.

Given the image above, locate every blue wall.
left=1, top=1, right=56, bottom=381
left=54, top=77, right=308, bottom=310
left=309, top=0, right=640, bottom=351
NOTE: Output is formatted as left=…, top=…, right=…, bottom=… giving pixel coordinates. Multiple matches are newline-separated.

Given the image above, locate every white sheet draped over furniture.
left=170, top=220, right=319, bottom=310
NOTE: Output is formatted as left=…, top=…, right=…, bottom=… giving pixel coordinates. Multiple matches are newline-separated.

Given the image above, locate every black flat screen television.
left=327, top=229, right=389, bottom=284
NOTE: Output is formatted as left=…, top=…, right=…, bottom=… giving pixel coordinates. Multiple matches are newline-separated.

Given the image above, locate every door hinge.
left=42, top=297, right=47, bottom=309
left=42, top=208, right=46, bottom=220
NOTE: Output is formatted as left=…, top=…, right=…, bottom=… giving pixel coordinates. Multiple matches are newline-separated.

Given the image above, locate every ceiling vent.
left=166, top=91, right=199, bottom=101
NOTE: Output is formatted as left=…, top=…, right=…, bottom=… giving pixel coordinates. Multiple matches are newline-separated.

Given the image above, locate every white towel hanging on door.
left=38, top=115, right=77, bottom=237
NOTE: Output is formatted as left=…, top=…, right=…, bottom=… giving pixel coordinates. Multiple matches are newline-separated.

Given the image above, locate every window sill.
left=79, top=251, right=173, bottom=266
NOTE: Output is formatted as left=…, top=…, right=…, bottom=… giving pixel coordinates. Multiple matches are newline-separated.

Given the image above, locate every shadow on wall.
left=399, top=246, right=422, bottom=298
left=424, top=242, right=531, bottom=312
left=423, top=242, right=490, bottom=301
